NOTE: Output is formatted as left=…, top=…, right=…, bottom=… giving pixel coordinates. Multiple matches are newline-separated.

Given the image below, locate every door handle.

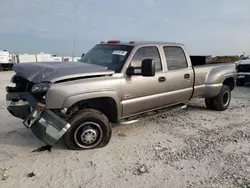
left=158, top=77, right=166, bottom=82
left=184, top=74, right=190, bottom=79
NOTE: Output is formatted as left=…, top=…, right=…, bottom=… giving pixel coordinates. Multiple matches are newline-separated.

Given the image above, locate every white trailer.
left=18, top=53, right=37, bottom=63
left=36, top=52, right=52, bottom=62
left=51, top=56, right=63, bottom=61
left=0, top=50, right=13, bottom=70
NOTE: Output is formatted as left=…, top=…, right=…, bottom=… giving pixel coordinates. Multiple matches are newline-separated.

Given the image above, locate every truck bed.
left=190, top=55, right=234, bottom=66
left=191, top=62, right=236, bottom=98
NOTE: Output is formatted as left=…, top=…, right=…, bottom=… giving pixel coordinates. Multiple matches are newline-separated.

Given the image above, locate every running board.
left=115, top=103, right=188, bottom=126
left=181, top=104, right=187, bottom=109
left=118, top=119, right=139, bottom=125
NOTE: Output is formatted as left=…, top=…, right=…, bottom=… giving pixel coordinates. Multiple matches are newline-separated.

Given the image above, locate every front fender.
left=62, top=91, right=121, bottom=118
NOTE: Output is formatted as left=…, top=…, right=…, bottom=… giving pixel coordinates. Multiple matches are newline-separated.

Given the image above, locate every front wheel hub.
left=74, top=122, right=103, bottom=149
left=81, top=129, right=97, bottom=144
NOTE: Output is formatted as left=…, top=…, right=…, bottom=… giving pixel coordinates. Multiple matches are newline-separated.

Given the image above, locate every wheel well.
left=223, top=77, right=235, bottom=91
left=69, top=97, right=118, bottom=122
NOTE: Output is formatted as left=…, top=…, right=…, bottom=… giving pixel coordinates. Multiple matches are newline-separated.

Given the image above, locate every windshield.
left=79, top=44, right=133, bottom=73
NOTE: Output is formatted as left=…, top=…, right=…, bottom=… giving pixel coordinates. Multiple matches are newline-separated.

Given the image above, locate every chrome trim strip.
left=45, top=123, right=71, bottom=140
left=7, top=100, right=28, bottom=106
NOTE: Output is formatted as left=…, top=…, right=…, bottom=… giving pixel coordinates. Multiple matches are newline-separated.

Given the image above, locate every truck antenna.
left=72, top=30, right=76, bottom=62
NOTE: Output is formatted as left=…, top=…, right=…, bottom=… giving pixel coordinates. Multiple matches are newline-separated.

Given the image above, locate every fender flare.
left=62, top=91, right=121, bottom=118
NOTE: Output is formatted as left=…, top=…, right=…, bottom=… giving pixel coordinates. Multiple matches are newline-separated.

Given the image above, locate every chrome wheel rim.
left=223, top=91, right=230, bottom=106
left=74, top=122, right=103, bottom=149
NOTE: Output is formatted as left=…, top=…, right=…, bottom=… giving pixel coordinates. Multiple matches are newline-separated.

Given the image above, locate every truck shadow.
left=1, top=98, right=243, bottom=151
left=0, top=127, right=42, bottom=147
left=242, top=83, right=250, bottom=87
left=112, top=103, right=213, bottom=129
left=0, top=124, right=66, bottom=151
left=186, top=104, right=212, bottom=111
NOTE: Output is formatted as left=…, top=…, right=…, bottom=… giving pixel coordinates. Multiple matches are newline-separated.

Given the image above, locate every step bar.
left=115, top=103, right=188, bottom=126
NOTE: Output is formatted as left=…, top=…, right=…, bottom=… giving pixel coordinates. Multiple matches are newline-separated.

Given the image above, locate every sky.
left=0, top=0, right=250, bottom=56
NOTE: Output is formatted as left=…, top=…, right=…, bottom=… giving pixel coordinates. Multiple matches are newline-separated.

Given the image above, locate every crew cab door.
left=163, top=46, right=194, bottom=104
left=121, top=46, right=167, bottom=117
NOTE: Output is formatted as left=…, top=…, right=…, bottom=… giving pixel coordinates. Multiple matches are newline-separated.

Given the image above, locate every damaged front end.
left=6, top=74, right=71, bottom=146
left=23, top=96, right=71, bottom=146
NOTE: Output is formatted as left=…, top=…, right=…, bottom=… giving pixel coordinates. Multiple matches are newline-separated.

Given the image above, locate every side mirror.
left=126, top=59, right=156, bottom=77
left=126, top=66, right=135, bottom=75
left=141, top=59, right=155, bottom=77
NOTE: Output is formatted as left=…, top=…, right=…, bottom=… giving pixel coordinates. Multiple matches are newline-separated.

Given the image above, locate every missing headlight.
left=31, top=83, right=52, bottom=94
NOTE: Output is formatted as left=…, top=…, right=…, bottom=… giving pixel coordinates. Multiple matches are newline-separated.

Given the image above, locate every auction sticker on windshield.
left=112, top=50, right=127, bottom=56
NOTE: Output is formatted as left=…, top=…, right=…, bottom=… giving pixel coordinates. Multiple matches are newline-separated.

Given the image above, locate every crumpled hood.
left=13, top=61, right=114, bottom=83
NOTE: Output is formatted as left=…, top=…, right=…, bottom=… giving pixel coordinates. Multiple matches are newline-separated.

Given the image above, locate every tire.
left=236, top=79, right=245, bottom=86
left=212, top=85, right=231, bottom=111
left=64, top=109, right=112, bottom=150
left=205, top=98, right=214, bottom=109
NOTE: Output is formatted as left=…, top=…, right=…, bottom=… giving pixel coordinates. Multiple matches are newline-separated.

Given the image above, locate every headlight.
left=31, top=83, right=51, bottom=94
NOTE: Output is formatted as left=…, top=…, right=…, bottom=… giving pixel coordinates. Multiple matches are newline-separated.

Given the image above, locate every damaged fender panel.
left=29, top=109, right=71, bottom=146
left=23, top=99, right=71, bottom=146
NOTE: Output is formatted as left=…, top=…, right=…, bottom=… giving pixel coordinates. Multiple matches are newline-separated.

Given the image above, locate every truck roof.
left=98, top=40, right=184, bottom=47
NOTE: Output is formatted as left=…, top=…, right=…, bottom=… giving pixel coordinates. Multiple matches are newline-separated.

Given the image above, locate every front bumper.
left=6, top=92, right=31, bottom=120
left=237, top=73, right=250, bottom=82
left=6, top=92, right=71, bottom=146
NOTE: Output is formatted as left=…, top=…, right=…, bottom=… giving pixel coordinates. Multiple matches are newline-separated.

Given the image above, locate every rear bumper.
left=6, top=91, right=71, bottom=146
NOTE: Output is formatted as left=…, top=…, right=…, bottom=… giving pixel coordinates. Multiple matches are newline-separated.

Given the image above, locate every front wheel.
left=64, top=109, right=112, bottom=150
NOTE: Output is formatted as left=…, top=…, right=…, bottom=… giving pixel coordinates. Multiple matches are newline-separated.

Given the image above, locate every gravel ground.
left=0, top=71, right=250, bottom=188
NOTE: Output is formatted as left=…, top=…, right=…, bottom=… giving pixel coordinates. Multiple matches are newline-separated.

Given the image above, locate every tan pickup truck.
left=6, top=40, right=236, bottom=150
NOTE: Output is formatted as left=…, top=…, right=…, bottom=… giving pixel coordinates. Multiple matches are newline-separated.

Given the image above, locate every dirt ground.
left=0, top=71, right=250, bottom=188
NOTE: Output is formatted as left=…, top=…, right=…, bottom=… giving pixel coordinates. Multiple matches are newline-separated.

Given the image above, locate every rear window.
left=163, top=46, right=188, bottom=70
left=79, top=44, right=133, bottom=73
left=130, top=46, right=162, bottom=72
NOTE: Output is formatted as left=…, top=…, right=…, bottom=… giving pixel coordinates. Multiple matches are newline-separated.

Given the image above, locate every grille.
left=237, top=64, right=250, bottom=73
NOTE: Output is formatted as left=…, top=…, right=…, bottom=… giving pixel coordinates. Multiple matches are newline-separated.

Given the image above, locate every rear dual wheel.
left=205, top=85, right=231, bottom=111
left=64, top=109, right=112, bottom=150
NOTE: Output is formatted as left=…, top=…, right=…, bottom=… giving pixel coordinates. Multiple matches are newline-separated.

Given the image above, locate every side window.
left=130, top=46, right=162, bottom=72
left=163, top=46, right=188, bottom=70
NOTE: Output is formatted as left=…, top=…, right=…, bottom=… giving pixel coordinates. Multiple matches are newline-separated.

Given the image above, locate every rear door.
left=121, top=46, right=167, bottom=117
left=163, top=46, right=194, bottom=104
